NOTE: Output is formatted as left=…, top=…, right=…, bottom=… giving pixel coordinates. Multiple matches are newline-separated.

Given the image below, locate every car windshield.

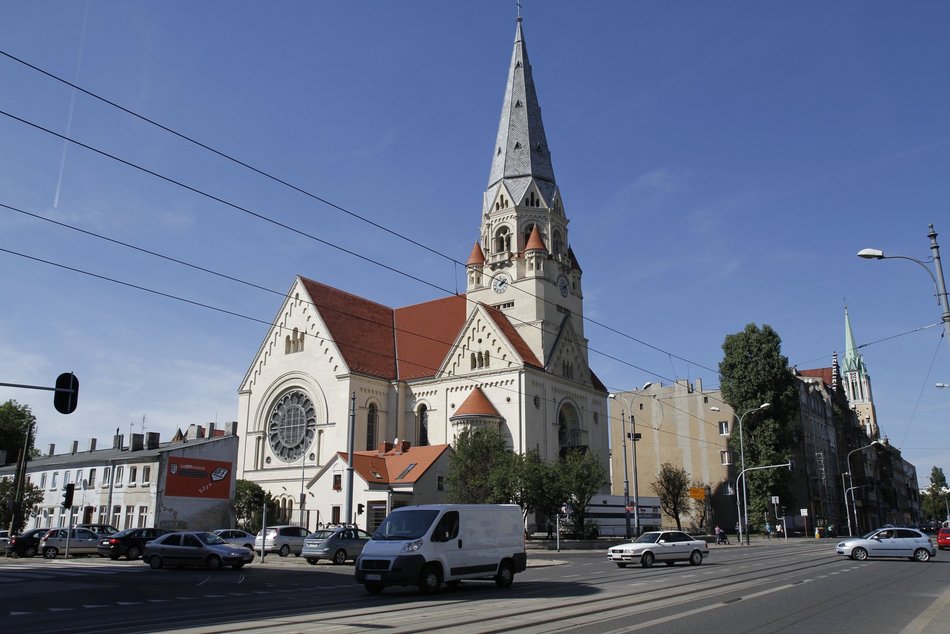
left=373, top=510, right=440, bottom=540
left=198, top=532, right=227, bottom=545
left=634, top=532, right=661, bottom=544
left=112, top=529, right=134, bottom=538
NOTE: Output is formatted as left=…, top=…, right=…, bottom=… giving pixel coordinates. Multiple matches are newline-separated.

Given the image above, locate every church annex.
left=235, top=17, right=609, bottom=532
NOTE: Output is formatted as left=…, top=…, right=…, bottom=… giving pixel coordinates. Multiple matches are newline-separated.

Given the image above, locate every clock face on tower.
left=492, top=273, right=510, bottom=294
left=558, top=275, right=570, bottom=297
left=267, top=390, right=317, bottom=463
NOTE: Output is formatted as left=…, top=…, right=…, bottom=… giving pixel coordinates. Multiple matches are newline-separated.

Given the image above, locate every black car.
left=98, top=527, right=168, bottom=560
left=6, top=527, right=53, bottom=558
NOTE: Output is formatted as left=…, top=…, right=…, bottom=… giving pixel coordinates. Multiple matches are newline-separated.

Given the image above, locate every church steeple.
left=842, top=305, right=879, bottom=439
left=486, top=17, right=557, bottom=207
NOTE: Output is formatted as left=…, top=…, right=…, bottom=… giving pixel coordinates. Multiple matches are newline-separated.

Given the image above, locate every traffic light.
left=357, top=503, right=365, bottom=515
left=62, top=483, right=75, bottom=509
left=53, top=372, right=79, bottom=415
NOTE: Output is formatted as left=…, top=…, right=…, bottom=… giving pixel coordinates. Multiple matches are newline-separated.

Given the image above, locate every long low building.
left=0, top=423, right=239, bottom=532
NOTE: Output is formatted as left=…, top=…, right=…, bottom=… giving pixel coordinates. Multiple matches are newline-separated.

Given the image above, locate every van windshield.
left=372, top=510, right=440, bottom=540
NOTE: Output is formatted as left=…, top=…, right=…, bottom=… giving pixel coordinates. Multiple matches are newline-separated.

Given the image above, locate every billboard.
left=165, top=457, right=233, bottom=499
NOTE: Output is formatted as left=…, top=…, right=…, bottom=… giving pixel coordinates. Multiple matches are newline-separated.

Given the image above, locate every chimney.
left=146, top=432, right=160, bottom=450
left=113, top=434, right=124, bottom=450
left=187, top=424, right=198, bottom=440
left=48, top=443, right=55, bottom=456
left=71, top=440, right=79, bottom=455
left=397, top=441, right=411, bottom=454
left=88, top=438, right=97, bottom=452
left=377, top=442, right=394, bottom=455
left=208, top=423, right=216, bottom=438
left=224, top=421, right=237, bottom=436
left=131, top=433, right=144, bottom=452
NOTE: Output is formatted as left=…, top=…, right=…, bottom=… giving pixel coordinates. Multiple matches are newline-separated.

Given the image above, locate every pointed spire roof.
left=486, top=18, right=556, bottom=205
left=466, top=241, right=486, bottom=266
left=452, top=387, right=502, bottom=419
left=843, top=306, right=867, bottom=375
left=524, top=225, right=547, bottom=252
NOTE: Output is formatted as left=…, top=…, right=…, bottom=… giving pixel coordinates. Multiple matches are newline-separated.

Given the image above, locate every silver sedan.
left=835, top=527, right=936, bottom=562
left=607, top=530, right=709, bottom=568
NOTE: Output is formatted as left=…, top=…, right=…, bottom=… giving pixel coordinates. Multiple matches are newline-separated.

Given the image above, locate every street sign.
left=771, top=496, right=780, bottom=505
left=800, top=508, right=809, bottom=516
left=689, top=487, right=706, bottom=500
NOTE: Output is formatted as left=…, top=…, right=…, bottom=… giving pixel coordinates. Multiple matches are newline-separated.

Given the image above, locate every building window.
left=721, top=450, right=732, bottom=466
left=366, top=403, right=378, bottom=451
left=331, top=506, right=341, bottom=525
left=115, top=466, right=124, bottom=487
left=98, top=505, right=107, bottom=523
left=142, top=466, right=151, bottom=485
left=125, top=505, right=134, bottom=529
left=128, top=466, right=138, bottom=487
left=138, top=506, right=148, bottom=528
left=718, top=421, right=730, bottom=436
left=40, top=473, right=47, bottom=489
left=102, top=467, right=111, bottom=487
left=333, top=474, right=342, bottom=491
left=51, top=472, right=58, bottom=489
left=494, top=226, right=512, bottom=253
left=111, top=505, right=121, bottom=527
left=64, top=471, right=71, bottom=485
left=88, top=468, right=96, bottom=488
left=418, top=404, right=429, bottom=447
left=76, top=470, right=84, bottom=488
left=437, top=475, right=444, bottom=491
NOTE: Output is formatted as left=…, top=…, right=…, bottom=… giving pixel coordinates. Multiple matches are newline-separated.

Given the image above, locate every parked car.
left=254, top=525, right=308, bottom=557
left=0, top=530, right=8, bottom=554
left=213, top=529, right=257, bottom=550
left=77, top=523, right=120, bottom=537
left=98, top=527, right=168, bottom=560
left=836, top=527, right=936, bottom=561
left=39, top=528, right=101, bottom=558
left=934, top=527, right=950, bottom=550
left=302, top=526, right=372, bottom=565
left=607, top=530, right=709, bottom=568
left=143, top=531, right=254, bottom=570
left=5, top=527, right=52, bottom=558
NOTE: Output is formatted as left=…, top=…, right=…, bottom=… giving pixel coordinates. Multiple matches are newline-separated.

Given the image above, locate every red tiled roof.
left=453, top=387, right=501, bottom=417
left=394, top=295, right=468, bottom=380
left=799, top=367, right=834, bottom=387
left=300, top=277, right=397, bottom=380
left=524, top=226, right=547, bottom=252
left=339, top=443, right=450, bottom=484
left=466, top=242, right=486, bottom=265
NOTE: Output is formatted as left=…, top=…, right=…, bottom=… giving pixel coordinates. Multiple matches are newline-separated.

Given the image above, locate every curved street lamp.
left=609, top=382, right=652, bottom=539
left=858, top=224, right=950, bottom=353
left=711, top=402, right=771, bottom=545
left=845, top=440, right=884, bottom=536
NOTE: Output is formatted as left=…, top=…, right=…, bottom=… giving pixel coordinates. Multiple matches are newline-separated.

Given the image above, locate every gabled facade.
left=235, top=16, right=609, bottom=533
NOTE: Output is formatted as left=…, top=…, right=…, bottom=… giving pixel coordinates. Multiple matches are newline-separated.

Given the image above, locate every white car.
left=835, top=527, right=936, bottom=562
left=607, top=530, right=709, bottom=568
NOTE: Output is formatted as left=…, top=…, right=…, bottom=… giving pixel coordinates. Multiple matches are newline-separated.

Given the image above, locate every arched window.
left=418, top=404, right=429, bottom=447
left=494, top=226, right=512, bottom=253
left=557, top=403, right=585, bottom=454
left=553, top=230, right=564, bottom=256
left=285, top=335, right=291, bottom=354
left=366, top=404, right=378, bottom=451
left=471, top=352, right=477, bottom=369
left=484, top=351, right=490, bottom=368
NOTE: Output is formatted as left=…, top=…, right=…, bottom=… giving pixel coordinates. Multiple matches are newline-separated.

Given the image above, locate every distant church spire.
left=842, top=305, right=879, bottom=439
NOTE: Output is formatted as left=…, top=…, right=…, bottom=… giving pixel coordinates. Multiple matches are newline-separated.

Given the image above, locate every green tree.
left=445, top=425, right=515, bottom=504
left=233, top=479, right=277, bottom=532
left=558, top=449, right=609, bottom=537
left=719, top=323, right=798, bottom=524
left=510, top=450, right=565, bottom=528
left=926, top=466, right=948, bottom=522
left=0, top=400, right=37, bottom=466
left=0, top=479, right=44, bottom=533
left=650, top=463, right=691, bottom=530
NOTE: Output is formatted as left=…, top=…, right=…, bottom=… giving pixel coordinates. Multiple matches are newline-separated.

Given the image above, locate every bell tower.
left=466, top=17, right=587, bottom=370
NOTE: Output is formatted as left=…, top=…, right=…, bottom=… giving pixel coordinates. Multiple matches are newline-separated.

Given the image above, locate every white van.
left=355, top=504, right=527, bottom=594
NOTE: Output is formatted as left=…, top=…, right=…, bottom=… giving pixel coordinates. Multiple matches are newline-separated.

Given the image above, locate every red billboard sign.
left=165, top=457, right=233, bottom=499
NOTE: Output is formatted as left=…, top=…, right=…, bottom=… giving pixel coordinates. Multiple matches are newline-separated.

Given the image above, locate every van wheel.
left=419, top=563, right=442, bottom=594
left=365, top=584, right=384, bottom=595
left=332, top=549, right=347, bottom=565
left=279, top=544, right=290, bottom=557
left=495, top=560, right=514, bottom=588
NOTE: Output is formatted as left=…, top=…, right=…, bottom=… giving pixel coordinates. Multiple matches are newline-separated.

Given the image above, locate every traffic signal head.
left=54, top=372, right=79, bottom=415
left=62, top=483, right=75, bottom=509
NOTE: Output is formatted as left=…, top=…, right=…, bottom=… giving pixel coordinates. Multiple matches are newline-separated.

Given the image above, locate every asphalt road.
left=1, top=540, right=947, bottom=633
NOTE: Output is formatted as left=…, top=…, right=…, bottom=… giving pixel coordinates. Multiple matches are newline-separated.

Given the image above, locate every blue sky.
left=1, top=1, right=948, bottom=485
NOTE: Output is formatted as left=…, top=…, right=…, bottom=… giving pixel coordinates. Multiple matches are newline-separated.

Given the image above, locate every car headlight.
left=401, top=539, right=424, bottom=553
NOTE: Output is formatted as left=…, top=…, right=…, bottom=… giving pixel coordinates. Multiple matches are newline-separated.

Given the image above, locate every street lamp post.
left=841, top=472, right=852, bottom=537
left=846, top=440, right=883, bottom=536
left=609, top=383, right=652, bottom=539
left=711, top=403, right=771, bottom=545
left=859, top=224, right=950, bottom=354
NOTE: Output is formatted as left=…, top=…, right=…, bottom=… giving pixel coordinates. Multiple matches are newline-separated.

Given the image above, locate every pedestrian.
left=735, top=521, right=740, bottom=538
left=765, top=522, right=772, bottom=540
left=546, top=521, right=554, bottom=540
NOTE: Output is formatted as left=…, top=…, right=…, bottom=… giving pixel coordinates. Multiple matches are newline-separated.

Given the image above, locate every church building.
left=235, top=17, right=610, bottom=532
